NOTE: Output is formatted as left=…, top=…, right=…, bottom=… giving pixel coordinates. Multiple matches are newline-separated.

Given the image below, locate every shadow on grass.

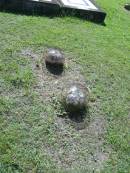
left=45, top=62, right=64, bottom=75
left=0, top=163, right=23, bottom=173
left=0, top=0, right=106, bottom=26
left=65, top=107, right=90, bottom=130
left=67, top=107, right=89, bottom=123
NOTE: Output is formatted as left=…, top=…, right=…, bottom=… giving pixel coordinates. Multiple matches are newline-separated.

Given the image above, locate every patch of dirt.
left=21, top=48, right=87, bottom=103
left=47, top=115, right=109, bottom=171
left=21, top=48, right=110, bottom=171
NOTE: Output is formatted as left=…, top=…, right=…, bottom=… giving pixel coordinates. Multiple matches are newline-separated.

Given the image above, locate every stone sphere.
left=45, top=48, right=65, bottom=65
left=65, top=85, right=88, bottom=112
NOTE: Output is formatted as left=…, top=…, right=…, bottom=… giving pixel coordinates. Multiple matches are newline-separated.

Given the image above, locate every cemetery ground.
left=0, top=0, right=130, bottom=172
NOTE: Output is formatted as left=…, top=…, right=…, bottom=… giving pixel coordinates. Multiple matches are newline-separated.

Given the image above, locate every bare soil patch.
left=21, top=48, right=110, bottom=171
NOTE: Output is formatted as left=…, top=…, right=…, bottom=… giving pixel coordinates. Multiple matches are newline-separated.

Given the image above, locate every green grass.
left=0, top=0, right=130, bottom=172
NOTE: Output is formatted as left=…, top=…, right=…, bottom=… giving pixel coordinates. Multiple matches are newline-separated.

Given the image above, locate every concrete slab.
left=61, top=0, right=98, bottom=10
left=0, top=0, right=106, bottom=23
left=60, top=0, right=106, bottom=23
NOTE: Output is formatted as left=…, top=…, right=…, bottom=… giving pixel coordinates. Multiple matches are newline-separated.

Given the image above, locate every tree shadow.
left=0, top=163, right=23, bottom=173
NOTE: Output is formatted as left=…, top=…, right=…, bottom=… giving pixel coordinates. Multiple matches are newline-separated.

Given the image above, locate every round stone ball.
left=45, top=48, right=65, bottom=65
left=65, top=85, right=88, bottom=112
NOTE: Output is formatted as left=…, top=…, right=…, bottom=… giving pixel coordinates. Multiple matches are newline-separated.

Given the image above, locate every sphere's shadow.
left=67, top=107, right=89, bottom=123
left=45, top=62, right=64, bottom=76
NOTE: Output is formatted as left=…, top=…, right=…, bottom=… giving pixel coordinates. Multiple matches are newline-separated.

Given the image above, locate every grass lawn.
left=0, top=0, right=130, bottom=172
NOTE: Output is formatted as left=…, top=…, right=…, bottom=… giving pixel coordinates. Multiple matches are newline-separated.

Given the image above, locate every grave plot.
left=0, top=0, right=106, bottom=23
left=31, top=0, right=106, bottom=22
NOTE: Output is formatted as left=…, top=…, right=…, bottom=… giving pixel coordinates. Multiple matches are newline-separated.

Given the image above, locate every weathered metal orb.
left=45, top=48, right=65, bottom=65
left=65, top=85, right=88, bottom=112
